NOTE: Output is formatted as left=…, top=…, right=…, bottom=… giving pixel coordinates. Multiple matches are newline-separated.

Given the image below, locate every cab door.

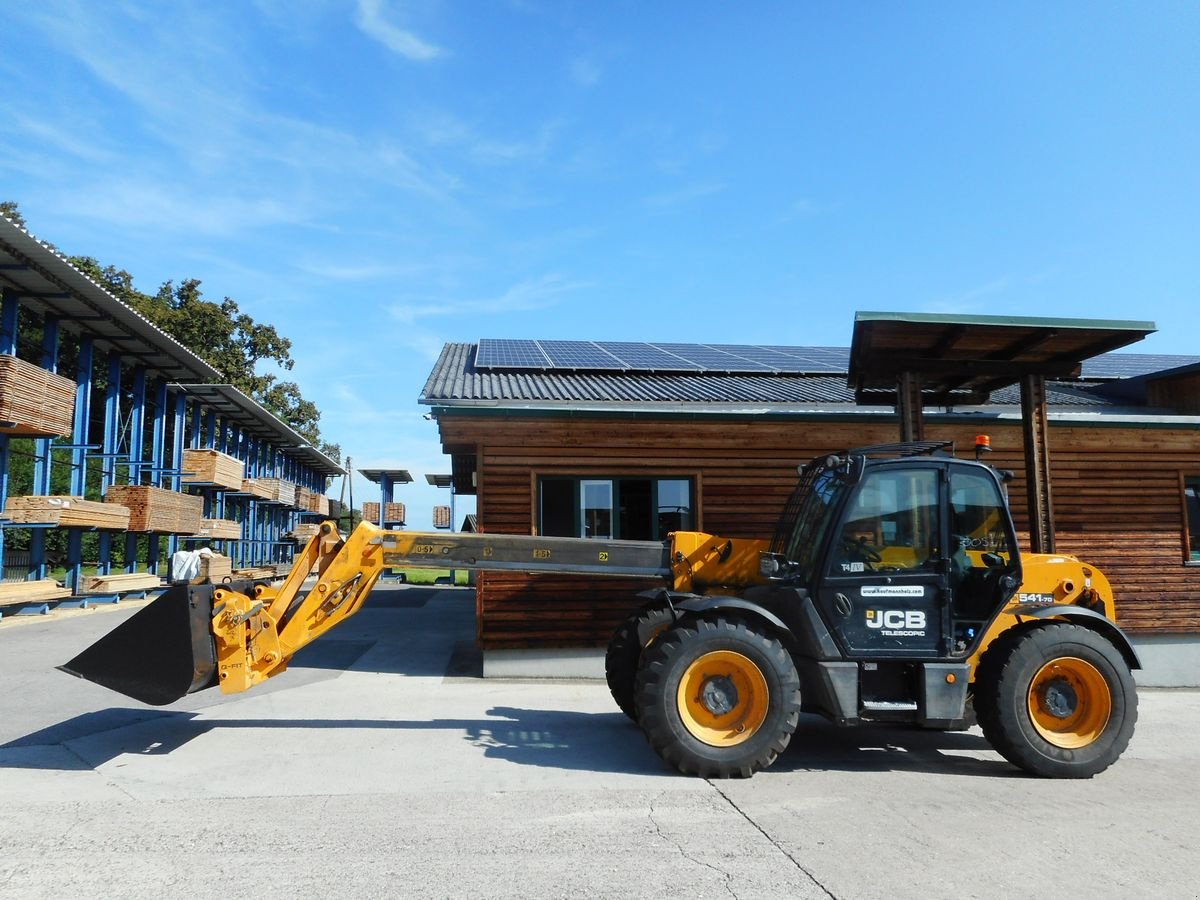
left=816, top=464, right=948, bottom=657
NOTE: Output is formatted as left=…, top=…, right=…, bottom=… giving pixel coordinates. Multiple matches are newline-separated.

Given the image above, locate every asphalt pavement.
left=1, top=584, right=1198, bottom=899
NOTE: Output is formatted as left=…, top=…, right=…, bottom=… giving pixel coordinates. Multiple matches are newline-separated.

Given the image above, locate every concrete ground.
left=1, top=585, right=1198, bottom=900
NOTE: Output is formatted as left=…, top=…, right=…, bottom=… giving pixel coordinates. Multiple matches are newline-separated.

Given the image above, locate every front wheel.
left=635, top=615, right=800, bottom=778
left=974, top=621, right=1137, bottom=778
left=605, top=603, right=676, bottom=721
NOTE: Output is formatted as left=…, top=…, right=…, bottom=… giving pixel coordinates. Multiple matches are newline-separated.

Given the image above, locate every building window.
left=1186, top=478, right=1200, bottom=562
left=539, top=476, right=694, bottom=540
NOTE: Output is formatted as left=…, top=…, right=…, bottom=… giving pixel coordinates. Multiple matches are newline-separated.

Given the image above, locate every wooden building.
left=421, top=334, right=1200, bottom=682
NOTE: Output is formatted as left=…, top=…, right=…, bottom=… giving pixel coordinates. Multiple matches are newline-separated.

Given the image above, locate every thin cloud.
left=355, top=0, right=444, bottom=61
left=388, top=274, right=593, bottom=324
left=570, top=56, right=602, bottom=87
left=643, top=182, right=725, bottom=211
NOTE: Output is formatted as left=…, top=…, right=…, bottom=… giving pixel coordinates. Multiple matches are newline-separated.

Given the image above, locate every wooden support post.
left=897, top=371, right=925, bottom=442
left=1020, top=373, right=1056, bottom=554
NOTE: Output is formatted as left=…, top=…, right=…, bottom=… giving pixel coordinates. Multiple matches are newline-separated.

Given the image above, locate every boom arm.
left=210, top=520, right=674, bottom=694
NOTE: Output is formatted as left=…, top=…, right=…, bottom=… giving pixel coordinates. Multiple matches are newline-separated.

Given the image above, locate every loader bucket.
left=60, top=581, right=224, bottom=706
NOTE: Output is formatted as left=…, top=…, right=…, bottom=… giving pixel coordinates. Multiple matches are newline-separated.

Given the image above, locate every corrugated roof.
left=0, top=216, right=219, bottom=382
left=420, top=342, right=1128, bottom=409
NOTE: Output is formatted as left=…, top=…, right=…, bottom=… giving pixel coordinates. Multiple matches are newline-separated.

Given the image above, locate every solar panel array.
left=1082, top=352, right=1200, bottom=379
left=475, top=339, right=851, bottom=374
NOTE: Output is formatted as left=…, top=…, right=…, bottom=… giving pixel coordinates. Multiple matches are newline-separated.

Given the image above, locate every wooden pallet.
left=3, top=496, right=131, bottom=529
left=181, top=449, right=245, bottom=490
left=81, top=572, right=161, bottom=593
left=0, top=355, right=76, bottom=437
left=0, top=579, right=72, bottom=606
left=104, top=485, right=204, bottom=533
left=195, top=518, right=242, bottom=540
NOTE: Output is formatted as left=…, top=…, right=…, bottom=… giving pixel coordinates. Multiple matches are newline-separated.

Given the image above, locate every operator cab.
left=762, top=441, right=1021, bottom=660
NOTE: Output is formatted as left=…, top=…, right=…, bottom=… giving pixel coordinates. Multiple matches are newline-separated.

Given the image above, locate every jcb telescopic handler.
left=64, top=441, right=1138, bottom=779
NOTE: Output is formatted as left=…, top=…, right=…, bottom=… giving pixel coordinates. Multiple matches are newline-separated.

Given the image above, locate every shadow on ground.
left=1, top=706, right=1013, bottom=779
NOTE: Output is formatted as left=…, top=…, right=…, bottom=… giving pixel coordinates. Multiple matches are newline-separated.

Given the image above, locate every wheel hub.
left=1038, top=677, right=1079, bottom=719
left=700, top=675, right=739, bottom=717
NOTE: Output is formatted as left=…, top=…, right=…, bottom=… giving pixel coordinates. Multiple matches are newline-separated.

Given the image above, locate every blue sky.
left=3, top=2, right=1198, bottom=528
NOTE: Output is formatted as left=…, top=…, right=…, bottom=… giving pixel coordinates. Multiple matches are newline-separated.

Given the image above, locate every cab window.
left=831, top=468, right=939, bottom=574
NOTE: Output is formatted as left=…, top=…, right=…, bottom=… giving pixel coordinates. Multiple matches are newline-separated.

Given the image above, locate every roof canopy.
left=359, top=468, right=414, bottom=485
left=0, top=217, right=219, bottom=382
left=175, top=383, right=344, bottom=476
left=849, top=311, right=1157, bottom=404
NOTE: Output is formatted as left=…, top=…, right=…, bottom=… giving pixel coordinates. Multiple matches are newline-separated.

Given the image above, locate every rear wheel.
left=635, top=615, right=800, bottom=778
left=605, top=604, right=676, bottom=720
left=974, top=621, right=1137, bottom=778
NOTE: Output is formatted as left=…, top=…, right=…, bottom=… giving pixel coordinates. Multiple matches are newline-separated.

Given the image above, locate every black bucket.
left=60, top=581, right=237, bottom=706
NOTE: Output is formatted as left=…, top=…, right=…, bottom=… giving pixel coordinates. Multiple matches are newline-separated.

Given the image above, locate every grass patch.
left=387, top=568, right=471, bottom=586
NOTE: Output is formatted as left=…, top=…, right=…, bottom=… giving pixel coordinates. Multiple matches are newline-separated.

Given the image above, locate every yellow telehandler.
left=63, top=440, right=1139, bottom=779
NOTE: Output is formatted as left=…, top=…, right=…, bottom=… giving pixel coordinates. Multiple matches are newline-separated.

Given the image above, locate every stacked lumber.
left=361, top=502, right=406, bottom=523
left=104, top=485, right=204, bottom=533
left=256, top=478, right=297, bottom=506
left=0, top=355, right=76, bottom=437
left=194, top=518, right=242, bottom=540
left=3, top=496, right=131, bottom=530
left=241, top=478, right=275, bottom=500
left=233, top=566, right=277, bottom=580
left=0, top=579, right=71, bottom=605
left=81, top=572, right=161, bottom=593
left=199, top=554, right=233, bottom=580
left=288, top=523, right=321, bottom=543
left=296, top=489, right=331, bottom=516
left=433, top=505, right=451, bottom=528
left=181, top=449, right=245, bottom=490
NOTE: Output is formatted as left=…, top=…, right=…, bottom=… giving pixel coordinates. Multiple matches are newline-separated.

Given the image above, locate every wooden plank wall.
left=437, top=415, right=1200, bottom=649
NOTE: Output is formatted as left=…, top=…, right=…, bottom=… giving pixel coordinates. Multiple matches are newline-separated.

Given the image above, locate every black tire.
left=605, top=604, right=676, bottom=721
left=974, top=621, right=1137, bottom=778
left=634, top=615, right=801, bottom=778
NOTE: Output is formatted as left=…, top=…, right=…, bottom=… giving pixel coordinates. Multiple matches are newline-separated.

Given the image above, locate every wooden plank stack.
left=3, top=496, right=131, bottom=529
left=181, top=449, right=245, bottom=490
left=199, top=554, right=233, bottom=580
left=241, top=478, right=275, bottom=500
left=81, top=572, right=161, bottom=593
left=296, top=489, right=331, bottom=516
left=288, top=523, right=321, bottom=543
left=104, top=485, right=204, bottom=533
left=433, top=505, right=451, bottom=528
left=362, top=501, right=406, bottom=523
left=195, top=518, right=242, bottom=540
left=0, top=579, right=72, bottom=605
left=256, top=478, right=297, bottom=506
left=233, top=566, right=277, bottom=580
left=0, top=355, right=76, bottom=438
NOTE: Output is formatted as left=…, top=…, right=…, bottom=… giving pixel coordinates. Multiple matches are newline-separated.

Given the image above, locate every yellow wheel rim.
left=1027, top=657, right=1112, bottom=749
left=676, top=650, right=769, bottom=747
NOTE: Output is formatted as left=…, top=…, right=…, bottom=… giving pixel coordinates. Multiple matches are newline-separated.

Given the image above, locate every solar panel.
left=657, top=344, right=776, bottom=372
left=539, top=340, right=626, bottom=369
left=598, top=342, right=703, bottom=371
left=1083, top=352, right=1200, bottom=379
left=476, top=339, right=550, bottom=369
